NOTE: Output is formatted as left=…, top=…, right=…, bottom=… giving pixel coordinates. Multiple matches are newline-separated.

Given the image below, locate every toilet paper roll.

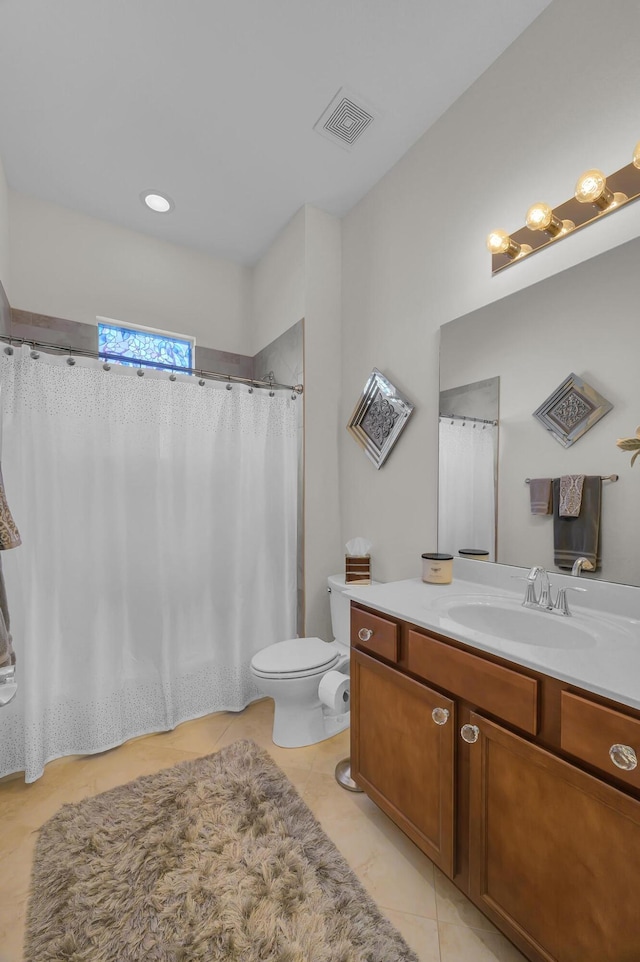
left=318, top=670, right=350, bottom=713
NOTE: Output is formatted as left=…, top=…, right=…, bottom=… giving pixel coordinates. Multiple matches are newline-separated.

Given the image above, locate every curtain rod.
left=0, top=334, right=304, bottom=395
left=439, top=413, right=498, bottom=425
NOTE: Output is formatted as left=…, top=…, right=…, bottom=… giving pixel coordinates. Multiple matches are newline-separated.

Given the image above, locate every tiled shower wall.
left=9, top=309, right=254, bottom=379
left=5, top=307, right=306, bottom=636
left=0, top=283, right=10, bottom=336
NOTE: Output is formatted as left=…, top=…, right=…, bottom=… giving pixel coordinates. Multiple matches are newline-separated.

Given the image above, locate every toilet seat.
left=251, top=637, right=341, bottom=679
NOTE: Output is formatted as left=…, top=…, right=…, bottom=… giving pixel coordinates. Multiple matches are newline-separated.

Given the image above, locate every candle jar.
left=421, top=553, right=453, bottom=584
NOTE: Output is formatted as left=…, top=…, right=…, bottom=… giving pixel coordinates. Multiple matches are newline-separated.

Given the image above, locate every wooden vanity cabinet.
left=468, top=712, right=640, bottom=962
left=350, top=601, right=640, bottom=962
left=351, top=648, right=456, bottom=875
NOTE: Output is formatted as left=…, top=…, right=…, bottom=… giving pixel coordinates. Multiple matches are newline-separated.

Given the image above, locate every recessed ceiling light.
left=140, top=190, right=174, bottom=213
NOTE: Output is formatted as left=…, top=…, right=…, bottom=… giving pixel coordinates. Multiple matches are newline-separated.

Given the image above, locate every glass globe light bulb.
left=486, top=229, right=511, bottom=255
left=575, top=169, right=607, bottom=204
left=633, top=142, right=640, bottom=170
left=526, top=203, right=553, bottom=231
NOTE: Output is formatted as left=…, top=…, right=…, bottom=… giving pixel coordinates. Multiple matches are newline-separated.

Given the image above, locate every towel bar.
left=525, top=474, right=618, bottom=484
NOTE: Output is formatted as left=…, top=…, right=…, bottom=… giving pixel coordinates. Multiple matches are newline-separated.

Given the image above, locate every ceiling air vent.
left=314, top=87, right=377, bottom=150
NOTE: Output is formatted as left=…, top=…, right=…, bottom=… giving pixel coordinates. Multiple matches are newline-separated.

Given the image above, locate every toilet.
left=250, top=573, right=356, bottom=748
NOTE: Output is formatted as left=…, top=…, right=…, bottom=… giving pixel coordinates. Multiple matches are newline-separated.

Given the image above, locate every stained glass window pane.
left=98, top=323, right=193, bottom=372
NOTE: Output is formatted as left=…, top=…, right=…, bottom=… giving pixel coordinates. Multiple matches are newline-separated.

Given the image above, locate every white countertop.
left=346, top=560, right=640, bottom=711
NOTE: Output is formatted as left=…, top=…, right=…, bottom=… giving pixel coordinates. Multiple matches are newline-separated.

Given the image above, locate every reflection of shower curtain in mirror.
left=438, top=419, right=496, bottom=561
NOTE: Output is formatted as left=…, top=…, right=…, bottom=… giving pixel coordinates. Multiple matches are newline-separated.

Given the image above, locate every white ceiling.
left=0, top=0, right=552, bottom=266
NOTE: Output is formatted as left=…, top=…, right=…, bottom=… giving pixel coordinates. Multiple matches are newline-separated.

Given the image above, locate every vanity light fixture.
left=488, top=139, right=640, bottom=274
left=140, top=190, right=175, bottom=213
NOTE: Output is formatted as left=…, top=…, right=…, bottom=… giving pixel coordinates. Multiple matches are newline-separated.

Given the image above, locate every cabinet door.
left=351, top=648, right=455, bottom=875
left=468, top=711, right=640, bottom=962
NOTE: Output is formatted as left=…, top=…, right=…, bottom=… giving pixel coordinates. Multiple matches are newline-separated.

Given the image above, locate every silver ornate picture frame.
left=347, top=368, right=414, bottom=469
left=532, top=372, right=613, bottom=448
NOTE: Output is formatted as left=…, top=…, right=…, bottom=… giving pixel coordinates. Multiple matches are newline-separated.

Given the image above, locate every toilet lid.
left=251, top=637, right=340, bottom=675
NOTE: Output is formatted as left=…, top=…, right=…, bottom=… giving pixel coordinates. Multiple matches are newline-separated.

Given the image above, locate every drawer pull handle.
left=461, top=723, right=480, bottom=744
left=609, top=743, right=638, bottom=771
left=358, top=628, right=373, bottom=642
left=432, top=707, right=450, bottom=726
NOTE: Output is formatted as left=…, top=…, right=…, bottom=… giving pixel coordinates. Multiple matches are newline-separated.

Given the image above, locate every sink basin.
left=429, top=595, right=607, bottom=649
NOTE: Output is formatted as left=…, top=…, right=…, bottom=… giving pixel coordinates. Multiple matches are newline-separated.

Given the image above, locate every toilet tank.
left=328, top=573, right=378, bottom=646
left=327, top=574, right=351, bottom=646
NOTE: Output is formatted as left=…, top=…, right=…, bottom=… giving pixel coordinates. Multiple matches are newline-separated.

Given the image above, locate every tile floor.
left=0, top=699, right=528, bottom=962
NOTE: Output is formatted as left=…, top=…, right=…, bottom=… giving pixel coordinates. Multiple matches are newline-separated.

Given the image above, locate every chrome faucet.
left=571, top=557, right=594, bottom=576
left=514, top=566, right=588, bottom=616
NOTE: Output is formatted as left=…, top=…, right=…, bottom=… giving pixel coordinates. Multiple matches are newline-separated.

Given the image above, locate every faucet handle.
left=511, top=575, right=538, bottom=607
left=553, top=585, right=587, bottom=616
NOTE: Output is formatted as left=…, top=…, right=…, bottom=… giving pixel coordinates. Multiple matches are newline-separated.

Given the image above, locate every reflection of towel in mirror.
left=553, top=476, right=601, bottom=570
left=559, top=474, right=585, bottom=517
left=529, top=478, right=552, bottom=515
left=0, top=557, right=14, bottom=668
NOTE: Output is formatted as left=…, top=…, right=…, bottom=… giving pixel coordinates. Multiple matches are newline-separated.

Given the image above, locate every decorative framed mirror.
left=347, top=368, right=414, bottom=469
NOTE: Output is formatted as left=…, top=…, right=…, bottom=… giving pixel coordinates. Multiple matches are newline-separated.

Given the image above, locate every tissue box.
left=345, top=555, right=371, bottom=584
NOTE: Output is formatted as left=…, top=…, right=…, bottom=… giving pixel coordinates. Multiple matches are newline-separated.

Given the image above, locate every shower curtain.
left=438, top=418, right=497, bottom=561
left=0, top=347, right=298, bottom=781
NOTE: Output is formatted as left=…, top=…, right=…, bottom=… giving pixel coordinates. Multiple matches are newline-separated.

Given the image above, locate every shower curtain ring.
left=226, top=376, right=232, bottom=390
left=248, top=381, right=254, bottom=394
left=169, top=367, right=177, bottom=381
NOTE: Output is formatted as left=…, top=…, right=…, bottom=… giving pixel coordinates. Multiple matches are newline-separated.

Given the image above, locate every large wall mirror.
left=439, top=234, right=640, bottom=587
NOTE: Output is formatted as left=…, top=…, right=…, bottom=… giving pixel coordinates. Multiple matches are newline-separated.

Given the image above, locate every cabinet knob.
left=432, top=707, right=450, bottom=726
left=460, top=723, right=480, bottom=744
left=609, top=743, right=638, bottom=771
left=358, top=627, right=373, bottom=642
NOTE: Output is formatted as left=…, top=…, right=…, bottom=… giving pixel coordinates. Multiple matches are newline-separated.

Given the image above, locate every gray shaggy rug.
left=24, top=739, right=419, bottom=962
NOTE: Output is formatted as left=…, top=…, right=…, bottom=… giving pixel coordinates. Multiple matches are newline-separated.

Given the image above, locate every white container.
left=421, top=552, right=454, bottom=584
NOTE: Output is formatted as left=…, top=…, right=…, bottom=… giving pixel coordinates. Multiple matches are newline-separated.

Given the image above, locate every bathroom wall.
left=9, top=191, right=251, bottom=353
left=251, top=205, right=342, bottom=641
left=340, top=0, right=640, bottom=583
left=250, top=207, right=305, bottom=355
left=302, top=206, right=342, bottom=639
left=0, top=152, right=10, bottom=330
left=254, top=320, right=304, bottom=636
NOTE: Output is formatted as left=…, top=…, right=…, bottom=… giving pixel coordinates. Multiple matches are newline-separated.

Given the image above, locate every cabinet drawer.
left=351, top=606, right=399, bottom=663
left=561, top=691, right=640, bottom=789
left=406, top=630, right=538, bottom=734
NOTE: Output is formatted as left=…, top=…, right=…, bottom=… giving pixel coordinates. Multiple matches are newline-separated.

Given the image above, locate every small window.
left=97, top=318, right=195, bottom=372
